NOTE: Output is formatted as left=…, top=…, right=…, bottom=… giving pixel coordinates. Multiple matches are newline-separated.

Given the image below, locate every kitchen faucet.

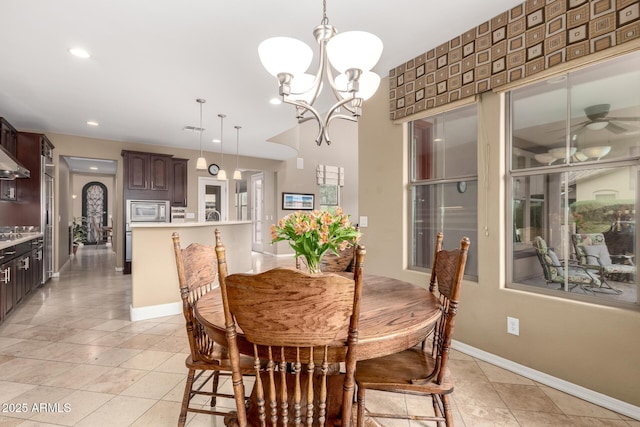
left=206, top=209, right=220, bottom=221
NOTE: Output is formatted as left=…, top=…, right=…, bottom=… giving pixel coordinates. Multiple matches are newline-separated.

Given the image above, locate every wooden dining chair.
left=215, top=229, right=366, bottom=427
left=171, top=232, right=254, bottom=426
left=355, top=232, right=470, bottom=427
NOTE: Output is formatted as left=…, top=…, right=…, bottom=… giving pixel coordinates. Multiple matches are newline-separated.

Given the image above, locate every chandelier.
left=258, top=0, right=383, bottom=145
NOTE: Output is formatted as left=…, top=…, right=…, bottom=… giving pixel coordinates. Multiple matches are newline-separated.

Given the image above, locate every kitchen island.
left=129, top=221, right=252, bottom=321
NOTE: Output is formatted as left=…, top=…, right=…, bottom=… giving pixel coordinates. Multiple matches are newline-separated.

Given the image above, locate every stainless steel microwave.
left=126, top=200, right=170, bottom=226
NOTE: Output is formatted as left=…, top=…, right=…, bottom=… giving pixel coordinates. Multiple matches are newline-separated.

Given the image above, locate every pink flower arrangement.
left=271, top=207, right=360, bottom=273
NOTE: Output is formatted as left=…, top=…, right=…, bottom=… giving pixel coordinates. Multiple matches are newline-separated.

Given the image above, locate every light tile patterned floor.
left=0, top=246, right=637, bottom=426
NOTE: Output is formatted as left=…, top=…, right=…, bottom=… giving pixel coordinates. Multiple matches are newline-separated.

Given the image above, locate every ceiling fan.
left=573, top=103, right=640, bottom=134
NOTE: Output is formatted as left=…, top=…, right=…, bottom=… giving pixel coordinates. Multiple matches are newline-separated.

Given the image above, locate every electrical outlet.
left=507, top=317, right=519, bottom=336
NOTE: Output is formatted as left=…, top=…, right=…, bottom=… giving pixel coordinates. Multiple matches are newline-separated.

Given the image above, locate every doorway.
left=251, top=173, right=264, bottom=252
left=82, top=181, right=108, bottom=244
left=198, top=177, right=228, bottom=222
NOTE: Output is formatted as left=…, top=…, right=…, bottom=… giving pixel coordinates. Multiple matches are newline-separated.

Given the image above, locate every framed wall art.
left=282, top=192, right=314, bottom=210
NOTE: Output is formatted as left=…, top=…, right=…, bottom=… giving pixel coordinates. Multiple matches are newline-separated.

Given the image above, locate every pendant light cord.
left=235, top=126, right=241, bottom=170
left=197, top=98, right=206, bottom=157
left=218, top=114, right=226, bottom=167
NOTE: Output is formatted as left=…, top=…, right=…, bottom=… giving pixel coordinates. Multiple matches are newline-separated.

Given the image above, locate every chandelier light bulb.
left=335, top=71, right=381, bottom=101
left=258, top=37, right=313, bottom=77
left=326, top=31, right=383, bottom=73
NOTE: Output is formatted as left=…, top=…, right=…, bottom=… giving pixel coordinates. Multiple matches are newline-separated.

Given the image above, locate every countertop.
left=0, top=233, right=43, bottom=250
left=130, top=221, right=252, bottom=229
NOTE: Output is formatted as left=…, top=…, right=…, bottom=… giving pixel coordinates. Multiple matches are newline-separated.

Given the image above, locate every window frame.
left=505, top=82, right=640, bottom=307
left=408, top=103, right=479, bottom=280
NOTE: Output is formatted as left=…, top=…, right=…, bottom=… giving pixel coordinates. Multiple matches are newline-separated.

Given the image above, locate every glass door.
left=251, top=173, right=264, bottom=252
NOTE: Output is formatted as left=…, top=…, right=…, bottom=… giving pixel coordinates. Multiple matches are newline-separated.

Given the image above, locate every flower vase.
left=305, top=255, right=321, bottom=275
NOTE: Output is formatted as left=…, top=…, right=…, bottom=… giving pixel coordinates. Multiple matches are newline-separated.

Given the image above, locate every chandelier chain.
left=321, top=0, right=328, bottom=25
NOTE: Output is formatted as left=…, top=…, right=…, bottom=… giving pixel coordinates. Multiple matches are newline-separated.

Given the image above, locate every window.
left=409, top=104, right=478, bottom=278
left=509, top=51, right=639, bottom=305
left=317, top=165, right=344, bottom=213
left=319, top=184, right=340, bottom=213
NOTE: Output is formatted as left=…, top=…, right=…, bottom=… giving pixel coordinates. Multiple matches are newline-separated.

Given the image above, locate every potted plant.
left=72, top=216, right=87, bottom=255
left=271, top=207, right=360, bottom=274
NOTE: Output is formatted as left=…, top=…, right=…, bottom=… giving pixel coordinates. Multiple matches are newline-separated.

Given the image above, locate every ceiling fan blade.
left=606, top=116, right=640, bottom=121
left=573, top=123, right=587, bottom=135
left=605, top=121, right=629, bottom=134
left=570, top=120, right=589, bottom=129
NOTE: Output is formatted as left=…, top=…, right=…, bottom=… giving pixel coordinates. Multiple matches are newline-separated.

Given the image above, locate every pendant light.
left=195, top=99, right=207, bottom=170
left=217, top=114, right=227, bottom=180
left=233, top=125, right=242, bottom=180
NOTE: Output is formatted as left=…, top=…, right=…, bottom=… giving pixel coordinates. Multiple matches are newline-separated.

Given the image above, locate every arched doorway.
left=82, top=182, right=108, bottom=244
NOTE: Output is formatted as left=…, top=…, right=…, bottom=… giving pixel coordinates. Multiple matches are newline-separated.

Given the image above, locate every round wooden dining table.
left=195, top=273, right=442, bottom=362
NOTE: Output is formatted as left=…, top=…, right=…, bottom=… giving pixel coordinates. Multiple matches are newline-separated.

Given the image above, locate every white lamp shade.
left=196, top=157, right=207, bottom=170
left=233, top=170, right=242, bottom=180
left=288, top=73, right=322, bottom=102
left=586, top=121, right=608, bottom=131
left=258, top=37, right=313, bottom=77
left=335, top=71, right=381, bottom=101
left=326, top=31, right=383, bottom=73
left=217, top=169, right=227, bottom=180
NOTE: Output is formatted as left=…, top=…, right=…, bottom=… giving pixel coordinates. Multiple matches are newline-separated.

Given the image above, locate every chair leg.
left=211, top=371, right=220, bottom=407
left=180, top=368, right=196, bottom=427
left=356, top=387, right=365, bottom=427
left=441, top=394, right=453, bottom=427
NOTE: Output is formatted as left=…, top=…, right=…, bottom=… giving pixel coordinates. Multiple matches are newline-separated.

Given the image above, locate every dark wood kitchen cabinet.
left=123, top=151, right=171, bottom=192
left=1, top=238, right=43, bottom=323
left=0, top=117, right=18, bottom=201
left=3, top=132, right=54, bottom=226
left=0, top=257, right=16, bottom=321
left=171, top=158, right=188, bottom=207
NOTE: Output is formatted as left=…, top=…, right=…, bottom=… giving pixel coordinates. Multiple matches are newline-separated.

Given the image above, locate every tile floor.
left=0, top=245, right=638, bottom=426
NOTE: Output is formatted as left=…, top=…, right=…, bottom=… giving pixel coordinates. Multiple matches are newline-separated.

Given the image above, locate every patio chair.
left=532, top=236, right=604, bottom=294
left=572, top=233, right=633, bottom=291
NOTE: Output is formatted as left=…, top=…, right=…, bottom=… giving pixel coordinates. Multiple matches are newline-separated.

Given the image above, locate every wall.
left=359, top=75, right=640, bottom=408
left=577, top=167, right=635, bottom=201
left=268, top=119, right=359, bottom=255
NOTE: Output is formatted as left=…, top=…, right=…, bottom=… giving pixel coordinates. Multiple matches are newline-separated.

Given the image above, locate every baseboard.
left=452, top=340, right=640, bottom=421
left=129, top=302, right=181, bottom=322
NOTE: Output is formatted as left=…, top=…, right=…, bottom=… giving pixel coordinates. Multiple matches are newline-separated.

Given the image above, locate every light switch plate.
left=507, top=317, right=519, bottom=336
left=359, top=216, right=368, bottom=227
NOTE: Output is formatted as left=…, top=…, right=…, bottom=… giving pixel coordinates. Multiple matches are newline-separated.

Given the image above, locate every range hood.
left=0, top=144, right=30, bottom=180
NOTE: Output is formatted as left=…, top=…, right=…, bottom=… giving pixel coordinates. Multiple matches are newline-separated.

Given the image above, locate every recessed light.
left=68, top=48, right=91, bottom=59
left=212, top=138, right=221, bottom=143
left=86, top=121, right=99, bottom=126
left=269, top=98, right=282, bottom=105
left=89, top=166, right=98, bottom=170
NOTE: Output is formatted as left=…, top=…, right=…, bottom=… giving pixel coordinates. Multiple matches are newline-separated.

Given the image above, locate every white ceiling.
left=0, top=0, right=525, bottom=164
